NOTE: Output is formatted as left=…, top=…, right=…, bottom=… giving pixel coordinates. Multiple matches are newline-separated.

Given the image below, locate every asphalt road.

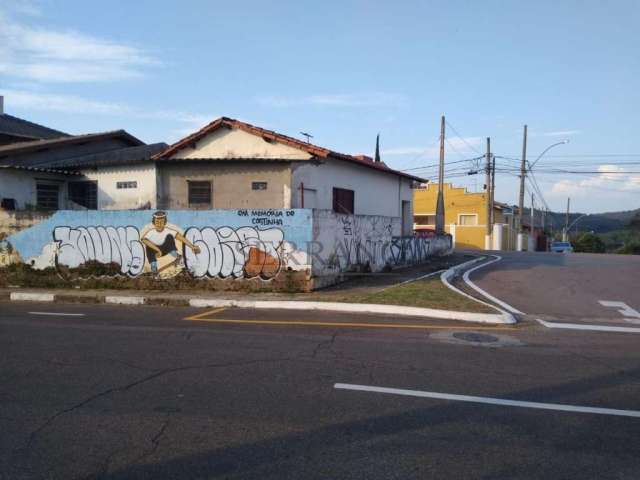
left=469, top=251, right=640, bottom=324
left=2, top=302, right=640, bottom=479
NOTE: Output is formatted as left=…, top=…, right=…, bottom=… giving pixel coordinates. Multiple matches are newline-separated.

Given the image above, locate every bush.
left=572, top=232, right=605, bottom=253
left=616, top=240, right=640, bottom=255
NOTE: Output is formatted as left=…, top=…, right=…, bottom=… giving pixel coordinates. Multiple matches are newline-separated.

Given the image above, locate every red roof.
left=154, top=117, right=425, bottom=182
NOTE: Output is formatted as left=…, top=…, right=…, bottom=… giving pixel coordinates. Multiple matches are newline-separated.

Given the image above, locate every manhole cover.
left=452, top=332, right=499, bottom=343
left=430, top=331, right=524, bottom=348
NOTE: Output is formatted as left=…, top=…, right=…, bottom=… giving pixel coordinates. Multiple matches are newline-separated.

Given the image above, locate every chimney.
left=0, top=96, right=4, bottom=115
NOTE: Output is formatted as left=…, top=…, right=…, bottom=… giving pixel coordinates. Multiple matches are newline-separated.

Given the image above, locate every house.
left=413, top=183, right=518, bottom=250
left=2, top=113, right=453, bottom=288
left=153, top=117, right=422, bottom=234
left=0, top=96, right=69, bottom=145
left=0, top=132, right=166, bottom=211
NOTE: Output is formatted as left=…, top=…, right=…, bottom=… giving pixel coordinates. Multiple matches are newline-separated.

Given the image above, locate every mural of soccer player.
left=141, top=211, right=200, bottom=274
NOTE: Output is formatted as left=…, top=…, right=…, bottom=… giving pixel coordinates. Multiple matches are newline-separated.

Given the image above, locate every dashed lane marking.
left=28, top=311, right=85, bottom=317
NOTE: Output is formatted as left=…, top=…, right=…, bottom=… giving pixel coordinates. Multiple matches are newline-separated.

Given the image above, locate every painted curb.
left=440, top=256, right=516, bottom=324
left=105, top=296, right=145, bottom=305
left=187, top=298, right=508, bottom=324
left=461, top=255, right=524, bottom=315
left=10, top=292, right=55, bottom=302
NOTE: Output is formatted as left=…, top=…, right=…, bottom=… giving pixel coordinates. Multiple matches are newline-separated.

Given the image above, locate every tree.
left=573, top=232, right=605, bottom=253
left=628, top=212, right=640, bottom=232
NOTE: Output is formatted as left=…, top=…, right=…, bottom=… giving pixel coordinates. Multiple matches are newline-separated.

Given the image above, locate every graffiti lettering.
left=54, top=226, right=145, bottom=276
left=184, top=226, right=284, bottom=280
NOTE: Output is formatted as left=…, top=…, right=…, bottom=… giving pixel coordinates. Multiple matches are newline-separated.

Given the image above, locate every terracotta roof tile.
left=154, top=117, right=426, bottom=182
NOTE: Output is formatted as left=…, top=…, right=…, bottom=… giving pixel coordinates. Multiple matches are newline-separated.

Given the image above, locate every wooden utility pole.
left=517, top=125, right=527, bottom=235
left=485, top=138, right=492, bottom=238
left=435, top=116, right=446, bottom=235
left=490, top=153, right=496, bottom=228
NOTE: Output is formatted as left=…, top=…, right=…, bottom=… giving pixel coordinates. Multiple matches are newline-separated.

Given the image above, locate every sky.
left=1, top=0, right=639, bottom=214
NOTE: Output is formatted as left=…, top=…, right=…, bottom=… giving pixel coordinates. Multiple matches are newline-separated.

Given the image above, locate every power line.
left=444, top=120, right=482, bottom=155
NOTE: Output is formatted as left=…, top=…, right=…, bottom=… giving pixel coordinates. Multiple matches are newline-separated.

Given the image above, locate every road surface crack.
left=22, top=355, right=290, bottom=451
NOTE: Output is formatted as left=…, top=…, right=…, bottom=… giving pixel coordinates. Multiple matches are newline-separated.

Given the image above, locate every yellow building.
left=413, top=183, right=517, bottom=250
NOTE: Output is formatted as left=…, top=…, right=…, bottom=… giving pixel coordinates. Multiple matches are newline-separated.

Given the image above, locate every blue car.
left=550, top=241, right=573, bottom=253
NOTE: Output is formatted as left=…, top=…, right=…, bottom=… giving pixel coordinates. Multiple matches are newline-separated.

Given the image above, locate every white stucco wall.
left=0, top=169, right=69, bottom=209
left=291, top=158, right=414, bottom=221
left=80, top=163, right=156, bottom=210
left=170, top=128, right=312, bottom=160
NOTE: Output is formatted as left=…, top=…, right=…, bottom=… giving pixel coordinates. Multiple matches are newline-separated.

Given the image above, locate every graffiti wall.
left=3, top=208, right=451, bottom=287
left=5, top=209, right=312, bottom=280
left=311, top=210, right=451, bottom=277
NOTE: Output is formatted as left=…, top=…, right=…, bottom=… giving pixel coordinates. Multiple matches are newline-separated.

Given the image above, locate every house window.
left=188, top=180, right=212, bottom=208
left=36, top=184, right=59, bottom=210
left=68, top=181, right=97, bottom=210
left=116, top=181, right=137, bottom=189
left=252, top=181, right=268, bottom=190
left=458, top=214, right=478, bottom=225
left=414, top=214, right=436, bottom=226
left=332, top=187, right=354, bottom=214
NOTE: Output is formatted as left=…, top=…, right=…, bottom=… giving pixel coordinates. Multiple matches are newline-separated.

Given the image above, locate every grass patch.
left=322, top=277, right=494, bottom=313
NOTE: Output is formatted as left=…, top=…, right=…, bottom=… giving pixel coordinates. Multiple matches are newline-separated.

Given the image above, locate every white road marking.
left=462, top=255, right=524, bottom=315
left=334, top=383, right=640, bottom=418
left=598, top=301, right=640, bottom=324
left=29, top=312, right=85, bottom=317
left=537, top=318, right=640, bottom=334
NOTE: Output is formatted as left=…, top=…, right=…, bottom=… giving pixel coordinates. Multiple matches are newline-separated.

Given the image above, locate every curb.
left=188, top=298, right=507, bottom=324
left=440, top=256, right=517, bottom=324
left=5, top=288, right=510, bottom=324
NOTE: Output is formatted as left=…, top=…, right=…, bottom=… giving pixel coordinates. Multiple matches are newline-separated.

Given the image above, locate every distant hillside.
left=523, top=207, right=640, bottom=234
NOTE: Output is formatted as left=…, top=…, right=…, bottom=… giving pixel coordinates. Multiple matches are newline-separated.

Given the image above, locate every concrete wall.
left=311, top=210, right=451, bottom=285
left=157, top=161, right=292, bottom=210
left=0, top=168, right=74, bottom=210
left=80, top=163, right=156, bottom=210
left=170, top=127, right=312, bottom=161
left=5, top=209, right=313, bottom=279
left=0, top=210, right=52, bottom=236
left=291, top=158, right=414, bottom=222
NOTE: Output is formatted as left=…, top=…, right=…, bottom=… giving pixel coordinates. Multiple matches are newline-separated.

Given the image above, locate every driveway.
left=468, top=251, right=640, bottom=324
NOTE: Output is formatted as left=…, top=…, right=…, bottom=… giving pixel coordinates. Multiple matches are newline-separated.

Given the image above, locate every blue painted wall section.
left=7, top=209, right=313, bottom=280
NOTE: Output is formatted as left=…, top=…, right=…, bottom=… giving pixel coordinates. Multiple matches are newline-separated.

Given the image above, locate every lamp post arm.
left=529, top=141, right=569, bottom=170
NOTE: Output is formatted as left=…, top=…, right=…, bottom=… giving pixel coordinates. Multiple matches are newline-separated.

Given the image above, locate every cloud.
left=0, top=11, right=159, bottom=82
left=382, top=137, right=483, bottom=157
left=0, top=88, right=213, bottom=137
left=550, top=164, right=640, bottom=196
left=256, top=92, right=408, bottom=108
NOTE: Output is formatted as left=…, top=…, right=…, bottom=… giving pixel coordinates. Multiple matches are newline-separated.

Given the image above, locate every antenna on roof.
left=300, top=132, right=313, bottom=143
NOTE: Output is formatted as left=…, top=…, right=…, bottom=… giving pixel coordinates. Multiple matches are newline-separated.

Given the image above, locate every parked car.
left=550, top=241, right=573, bottom=253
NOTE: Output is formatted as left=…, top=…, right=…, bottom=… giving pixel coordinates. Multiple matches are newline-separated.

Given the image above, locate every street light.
left=563, top=213, right=589, bottom=241
left=529, top=140, right=570, bottom=169
left=525, top=139, right=569, bottom=238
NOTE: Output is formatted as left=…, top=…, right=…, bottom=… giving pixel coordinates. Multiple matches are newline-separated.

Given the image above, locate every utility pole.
left=485, top=137, right=492, bottom=249
left=564, top=197, right=570, bottom=241
left=490, top=154, right=496, bottom=228
left=435, top=115, right=446, bottom=236
left=517, top=125, right=527, bottom=251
